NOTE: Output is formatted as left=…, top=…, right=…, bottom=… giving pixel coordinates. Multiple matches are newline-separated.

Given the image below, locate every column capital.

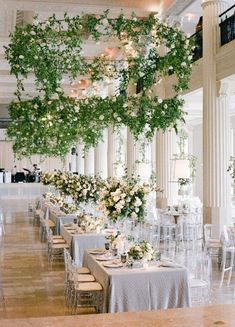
left=202, top=0, right=229, bottom=9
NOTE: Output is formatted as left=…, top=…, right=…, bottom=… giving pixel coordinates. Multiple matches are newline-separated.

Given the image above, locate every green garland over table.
left=5, top=11, right=194, bottom=158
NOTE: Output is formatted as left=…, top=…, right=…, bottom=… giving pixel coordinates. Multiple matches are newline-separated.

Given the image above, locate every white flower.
left=19, top=55, right=24, bottom=59
left=158, top=98, right=163, bottom=104
left=113, top=195, right=120, bottom=202
left=134, top=197, right=142, bottom=207
left=99, top=115, right=104, bottom=120
left=181, top=62, right=187, bottom=67
left=131, top=212, right=137, bottom=219
left=30, top=31, right=36, bottom=36
left=101, top=18, right=109, bottom=26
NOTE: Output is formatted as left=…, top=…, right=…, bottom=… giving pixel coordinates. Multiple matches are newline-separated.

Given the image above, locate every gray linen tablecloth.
left=61, top=225, right=106, bottom=266
left=49, top=210, right=75, bottom=234
left=83, top=250, right=190, bottom=313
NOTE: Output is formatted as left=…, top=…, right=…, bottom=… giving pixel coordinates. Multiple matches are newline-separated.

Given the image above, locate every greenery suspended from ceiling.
left=5, top=10, right=194, bottom=158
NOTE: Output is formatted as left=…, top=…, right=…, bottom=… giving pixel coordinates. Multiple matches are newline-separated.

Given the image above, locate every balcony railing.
left=190, top=30, right=203, bottom=61
left=220, top=4, right=235, bottom=46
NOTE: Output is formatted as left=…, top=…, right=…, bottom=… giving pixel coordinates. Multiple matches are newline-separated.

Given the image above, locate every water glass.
left=121, top=254, right=127, bottom=264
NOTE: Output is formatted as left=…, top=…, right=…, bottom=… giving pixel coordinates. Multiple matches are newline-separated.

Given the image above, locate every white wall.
left=0, top=140, right=69, bottom=172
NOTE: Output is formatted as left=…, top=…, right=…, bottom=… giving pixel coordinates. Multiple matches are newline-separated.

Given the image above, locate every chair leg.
left=227, top=251, right=235, bottom=286
left=220, top=250, right=227, bottom=287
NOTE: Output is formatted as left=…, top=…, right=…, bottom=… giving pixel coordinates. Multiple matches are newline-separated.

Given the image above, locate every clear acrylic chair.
left=189, top=253, right=212, bottom=306
left=203, top=224, right=221, bottom=265
left=220, top=225, right=235, bottom=287
left=0, top=209, right=5, bottom=235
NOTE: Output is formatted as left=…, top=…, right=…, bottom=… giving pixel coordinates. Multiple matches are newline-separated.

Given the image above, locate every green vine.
left=5, top=11, right=194, bottom=158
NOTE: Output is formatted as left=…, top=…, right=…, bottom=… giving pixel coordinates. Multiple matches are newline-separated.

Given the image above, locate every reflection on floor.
left=0, top=199, right=235, bottom=319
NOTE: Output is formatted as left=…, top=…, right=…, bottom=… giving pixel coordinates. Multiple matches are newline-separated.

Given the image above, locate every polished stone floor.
left=0, top=199, right=235, bottom=319
left=0, top=199, right=66, bottom=319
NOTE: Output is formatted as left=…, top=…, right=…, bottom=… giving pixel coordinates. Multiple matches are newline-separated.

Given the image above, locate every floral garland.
left=41, top=171, right=104, bottom=204
left=5, top=11, right=194, bottom=157
left=98, top=176, right=153, bottom=223
left=7, top=96, right=79, bottom=157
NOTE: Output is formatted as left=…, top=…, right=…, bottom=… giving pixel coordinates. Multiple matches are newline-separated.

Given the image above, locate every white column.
left=107, top=126, right=114, bottom=177
left=202, top=0, right=231, bottom=237
left=94, top=129, right=108, bottom=178
left=156, top=129, right=178, bottom=208
left=76, top=142, right=84, bottom=175
left=84, top=148, right=94, bottom=175
left=126, top=127, right=135, bottom=176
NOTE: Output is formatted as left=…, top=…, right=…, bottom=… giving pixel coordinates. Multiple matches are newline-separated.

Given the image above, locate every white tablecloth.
left=60, top=225, right=106, bottom=265
left=49, top=210, right=75, bottom=234
left=0, top=183, right=48, bottom=199
left=83, top=251, right=191, bottom=313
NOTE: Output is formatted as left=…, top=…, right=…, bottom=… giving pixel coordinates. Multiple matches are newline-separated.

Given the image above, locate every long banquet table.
left=49, top=209, right=75, bottom=234
left=60, top=225, right=106, bottom=265
left=0, top=183, right=48, bottom=199
left=83, top=250, right=191, bottom=313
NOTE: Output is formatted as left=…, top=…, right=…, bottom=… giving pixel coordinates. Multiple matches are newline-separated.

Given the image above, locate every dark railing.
left=190, top=30, right=203, bottom=61
left=219, top=4, right=235, bottom=46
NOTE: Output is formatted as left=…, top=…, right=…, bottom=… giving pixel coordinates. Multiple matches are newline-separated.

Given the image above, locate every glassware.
left=121, top=253, right=127, bottom=264
left=112, top=248, right=118, bottom=256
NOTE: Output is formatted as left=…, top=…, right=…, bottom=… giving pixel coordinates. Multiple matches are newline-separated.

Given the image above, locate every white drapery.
left=0, top=141, right=69, bottom=172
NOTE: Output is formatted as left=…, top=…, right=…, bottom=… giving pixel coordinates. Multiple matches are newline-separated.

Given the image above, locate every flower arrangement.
left=98, top=176, right=153, bottom=223
left=41, top=171, right=104, bottom=204
left=106, top=230, right=121, bottom=246
left=77, top=212, right=105, bottom=233
left=62, top=202, right=78, bottom=214
left=128, top=240, right=155, bottom=261
left=5, top=11, right=194, bottom=158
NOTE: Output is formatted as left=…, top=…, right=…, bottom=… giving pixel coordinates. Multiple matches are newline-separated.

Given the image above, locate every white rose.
left=113, top=195, right=120, bottom=202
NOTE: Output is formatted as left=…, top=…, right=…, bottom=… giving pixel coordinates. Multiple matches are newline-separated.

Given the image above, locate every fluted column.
left=202, top=0, right=231, bottom=237
left=107, top=126, right=114, bottom=177
left=76, top=142, right=84, bottom=175
left=84, top=148, right=94, bottom=175
left=156, top=129, right=178, bottom=208
left=126, top=127, right=135, bottom=176
left=94, top=129, right=108, bottom=178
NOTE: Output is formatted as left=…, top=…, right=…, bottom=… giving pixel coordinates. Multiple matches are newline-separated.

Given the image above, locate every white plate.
left=103, top=262, right=123, bottom=268
left=96, top=255, right=116, bottom=261
left=89, top=249, right=106, bottom=255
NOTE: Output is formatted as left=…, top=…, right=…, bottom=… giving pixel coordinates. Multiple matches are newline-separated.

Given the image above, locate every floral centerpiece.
left=98, top=176, right=152, bottom=223
left=77, top=212, right=105, bottom=233
left=41, top=172, right=104, bottom=204
left=128, top=240, right=155, bottom=261
left=62, top=202, right=78, bottom=214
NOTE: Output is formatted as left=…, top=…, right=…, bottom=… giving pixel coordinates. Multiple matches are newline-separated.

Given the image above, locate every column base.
left=203, top=206, right=232, bottom=238
left=156, top=197, right=168, bottom=210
